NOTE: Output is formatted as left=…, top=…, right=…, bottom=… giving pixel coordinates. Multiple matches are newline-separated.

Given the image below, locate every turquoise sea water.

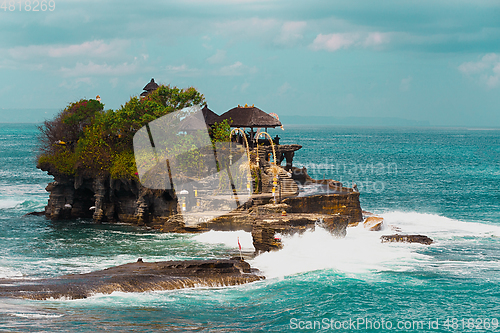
left=1, top=123, right=500, bottom=332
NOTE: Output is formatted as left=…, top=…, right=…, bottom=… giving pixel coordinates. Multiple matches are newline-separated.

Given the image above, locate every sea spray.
left=381, top=211, right=500, bottom=239
left=0, top=199, right=25, bottom=210
left=250, top=224, right=427, bottom=279
left=0, top=267, right=22, bottom=279
left=379, top=212, right=500, bottom=280
left=192, top=230, right=255, bottom=251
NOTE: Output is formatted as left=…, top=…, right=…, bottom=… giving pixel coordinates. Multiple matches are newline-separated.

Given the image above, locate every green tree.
left=37, top=99, right=104, bottom=175
left=210, top=119, right=231, bottom=143
left=37, top=85, right=206, bottom=180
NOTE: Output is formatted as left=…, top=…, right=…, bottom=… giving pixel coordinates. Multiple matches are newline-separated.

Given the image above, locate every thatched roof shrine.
left=201, top=105, right=221, bottom=126
left=219, top=105, right=282, bottom=128
left=140, top=78, right=160, bottom=98
left=143, top=78, right=159, bottom=92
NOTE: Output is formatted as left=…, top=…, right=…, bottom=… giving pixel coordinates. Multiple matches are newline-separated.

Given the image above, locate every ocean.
left=0, top=123, right=499, bottom=332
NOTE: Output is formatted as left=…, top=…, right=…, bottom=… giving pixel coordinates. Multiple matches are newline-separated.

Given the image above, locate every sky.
left=1, top=0, right=499, bottom=127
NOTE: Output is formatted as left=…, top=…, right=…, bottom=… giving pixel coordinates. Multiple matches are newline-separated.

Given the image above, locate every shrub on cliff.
left=210, top=119, right=231, bottom=143
left=109, top=85, right=205, bottom=147
left=37, top=99, right=104, bottom=175
left=37, top=85, right=206, bottom=179
left=38, top=99, right=104, bottom=155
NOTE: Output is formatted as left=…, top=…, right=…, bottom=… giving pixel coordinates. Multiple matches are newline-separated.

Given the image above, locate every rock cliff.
left=38, top=147, right=364, bottom=254
left=40, top=163, right=178, bottom=226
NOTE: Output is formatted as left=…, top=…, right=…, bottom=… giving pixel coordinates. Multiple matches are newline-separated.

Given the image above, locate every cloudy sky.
left=1, top=0, right=499, bottom=126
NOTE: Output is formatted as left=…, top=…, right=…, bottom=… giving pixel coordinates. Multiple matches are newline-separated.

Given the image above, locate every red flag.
left=238, top=237, right=242, bottom=251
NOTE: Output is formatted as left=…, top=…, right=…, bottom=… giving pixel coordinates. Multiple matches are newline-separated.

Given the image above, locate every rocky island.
left=15, top=80, right=432, bottom=299
left=36, top=80, right=364, bottom=253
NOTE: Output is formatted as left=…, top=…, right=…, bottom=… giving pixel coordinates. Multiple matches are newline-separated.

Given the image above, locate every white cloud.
left=166, top=64, right=188, bottom=72
left=207, top=50, right=227, bottom=64
left=215, top=18, right=278, bottom=40
left=216, top=61, right=256, bottom=76
left=165, top=64, right=201, bottom=76
left=494, top=62, right=500, bottom=75
left=240, top=82, right=250, bottom=92
left=58, top=77, right=93, bottom=90
left=9, top=40, right=130, bottom=60
left=363, top=32, right=389, bottom=47
left=219, top=61, right=243, bottom=76
left=278, top=82, right=291, bottom=95
left=60, top=61, right=138, bottom=77
left=232, top=82, right=250, bottom=92
left=310, top=32, right=389, bottom=52
left=110, top=78, right=119, bottom=88
left=400, top=76, right=412, bottom=91
left=459, top=53, right=500, bottom=88
left=486, top=75, right=499, bottom=87
left=275, top=21, right=307, bottom=46
left=310, top=33, right=357, bottom=52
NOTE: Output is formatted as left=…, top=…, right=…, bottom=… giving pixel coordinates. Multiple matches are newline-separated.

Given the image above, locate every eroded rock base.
left=0, top=259, right=264, bottom=300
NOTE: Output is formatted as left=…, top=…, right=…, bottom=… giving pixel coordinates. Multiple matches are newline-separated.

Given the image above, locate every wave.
left=0, top=184, right=47, bottom=196
left=0, top=302, right=64, bottom=321
left=380, top=211, right=500, bottom=239
left=250, top=211, right=500, bottom=279
left=0, top=266, right=23, bottom=279
left=250, top=224, right=427, bottom=279
left=9, top=312, right=64, bottom=319
left=0, top=199, right=25, bottom=210
left=0, top=184, right=48, bottom=212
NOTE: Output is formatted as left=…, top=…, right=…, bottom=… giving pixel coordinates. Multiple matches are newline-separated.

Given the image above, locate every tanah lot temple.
left=41, top=79, right=364, bottom=253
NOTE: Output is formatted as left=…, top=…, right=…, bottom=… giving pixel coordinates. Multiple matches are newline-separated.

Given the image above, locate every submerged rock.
left=381, top=234, right=434, bottom=245
left=23, top=211, right=45, bottom=217
left=0, top=259, right=264, bottom=300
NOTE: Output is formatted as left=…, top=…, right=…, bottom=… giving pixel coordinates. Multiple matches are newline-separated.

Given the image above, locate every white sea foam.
left=0, top=301, right=64, bottom=320
left=250, top=224, right=428, bottom=279
left=192, top=230, right=255, bottom=251
left=0, top=184, right=48, bottom=210
left=250, top=211, right=500, bottom=279
left=0, top=184, right=47, bottom=196
left=10, top=312, right=64, bottom=319
left=380, top=211, right=500, bottom=239
left=0, top=199, right=25, bottom=209
left=0, top=266, right=23, bottom=279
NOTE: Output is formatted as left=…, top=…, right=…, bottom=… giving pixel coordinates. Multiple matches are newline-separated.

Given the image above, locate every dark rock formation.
left=0, top=259, right=264, bottom=300
left=282, top=193, right=363, bottom=223
left=37, top=152, right=363, bottom=254
left=40, top=166, right=178, bottom=228
left=380, top=234, right=434, bottom=245
left=291, top=166, right=345, bottom=191
left=258, top=144, right=302, bottom=171
left=23, top=211, right=45, bottom=217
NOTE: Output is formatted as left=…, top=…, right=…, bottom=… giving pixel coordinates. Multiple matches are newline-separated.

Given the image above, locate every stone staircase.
left=261, top=164, right=298, bottom=196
